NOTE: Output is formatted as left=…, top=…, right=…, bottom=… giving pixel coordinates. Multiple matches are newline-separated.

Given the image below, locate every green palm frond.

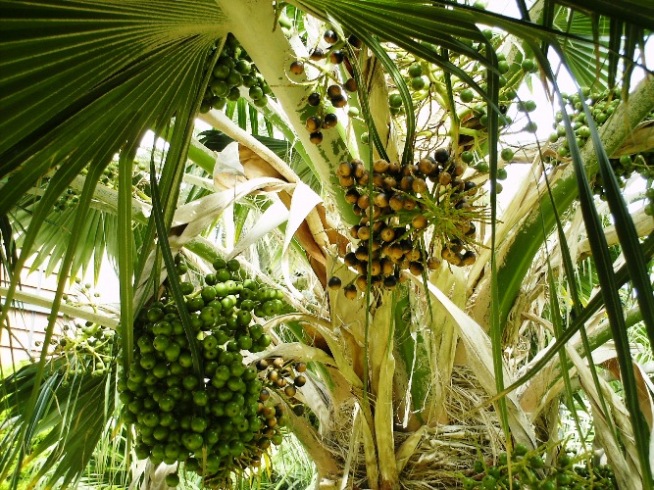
left=0, top=350, right=117, bottom=488
left=0, top=0, right=224, bottom=211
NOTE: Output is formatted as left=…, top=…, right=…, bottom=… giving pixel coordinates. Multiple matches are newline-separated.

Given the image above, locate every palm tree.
left=1, top=0, right=653, bottom=488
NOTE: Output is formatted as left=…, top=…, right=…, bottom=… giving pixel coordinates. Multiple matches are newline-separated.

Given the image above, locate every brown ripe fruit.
left=465, top=222, right=477, bottom=236
left=345, top=187, right=360, bottom=203
left=294, top=374, right=307, bottom=387
left=372, top=172, right=385, bottom=187
left=455, top=200, right=472, bottom=211
left=259, top=388, right=271, bottom=401
left=364, top=205, right=381, bottom=219
left=357, top=194, right=371, bottom=209
left=418, top=158, right=437, bottom=175
left=262, top=406, right=276, bottom=419
left=449, top=239, right=464, bottom=253
left=337, top=161, right=354, bottom=177
left=438, top=171, right=452, bottom=186
left=371, top=220, right=384, bottom=232
left=331, top=94, right=348, bottom=108
left=387, top=244, right=404, bottom=261
left=344, top=77, right=358, bottom=92
left=344, top=284, right=358, bottom=299
left=344, top=252, right=358, bottom=267
left=275, top=377, right=288, bottom=388
left=355, top=245, right=369, bottom=261
left=406, top=248, right=421, bottom=261
left=355, top=261, right=367, bottom=275
left=403, top=198, right=417, bottom=211
left=427, top=257, right=441, bottom=270
left=338, top=175, right=354, bottom=187
left=434, top=148, right=450, bottom=164
left=357, top=225, right=371, bottom=240
left=389, top=195, right=404, bottom=211
left=266, top=417, right=278, bottom=428
left=328, top=276, right=342, bottom=290
left=400, top=176, right=413, bottom=191
left=256, top=359, right=270, bottom=370
left=464, top=180, right=477, bottom=193
left=272, top=357, right=285, bottom=369
left=383, top=175, right=398, bottom=190
left=350, top=225, right=360, bottom=239
left=308, top=92, right=322, bottom=106
left=322, top=113, right=338, bottom=129
left=380, top=227, right=395, bottom=242
left=323, top=29, right=339, bottom=44
left=381, top=258, right=395, bottom=276
left=461, top=250, right=477, bottom=266
left=370, top=260, right=382, bottom=276
left=357, top=171, right=370, bottom=185
left=442, top=248, right=462, bottom=266
left=289, top=60, right=305, bottom=75
left=309, top=48, right=326, bottom=60
left=295, top=362, right=307, bottom=373
left=329, top=50, right=345, bottom=64
left=383, top=275, right=398, bottom=288
left=268, top=369, right=280, bottom=382
left=310, top=131, right=324, bottom=144
left=373, top=159, right=390, bottom=173
left=412, top=177, right=428, bottom=194
left=352, top=159, right=366, bottom=178
left=373, top=192, right=389, bottom=208
left=305, top=116, right=322, bottom=132
left=352, top=204, right=363, bottom=215
left=409, top=261, right=424, bottom=275
left=327, top=84, right=342, bottom=98
left=388, top=161, right=402, bottom=174
left=412, top=214, right=428, bottom=229
left=284, top=385, right=297, bottom=397
left=454, top=163, right=466, bottom=176
left=355, top=275, right=368, bottom=290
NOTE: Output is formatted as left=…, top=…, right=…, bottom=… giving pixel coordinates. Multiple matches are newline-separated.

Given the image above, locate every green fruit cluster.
left=52, top=320, right=116, bottom=375
left=118, top=257, right=290, bottom=487
left=548, top=88, right=654, bottom=199
left=461, top=445, right=617, bottom=489
left=200, top=34, right=272, bottom=113
left=54, top=160, right=151, bottom=212
left=332, top=148, right=484, bottom=297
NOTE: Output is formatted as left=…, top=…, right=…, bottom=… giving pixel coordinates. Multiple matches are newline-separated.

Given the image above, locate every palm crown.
left=1, top=0, right=653, bottom=489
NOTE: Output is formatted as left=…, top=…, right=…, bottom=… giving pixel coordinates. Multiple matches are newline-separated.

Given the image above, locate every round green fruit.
left=408, top=62, right=422, bottom=77
left=388, top=93, right=403, bottom=109
left=500, top=148, right=514, bottom=162
left=460, top=88, right=474, bottom=103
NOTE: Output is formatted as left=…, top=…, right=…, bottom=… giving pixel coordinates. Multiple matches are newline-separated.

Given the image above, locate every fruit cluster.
left=53, top=160, right=152, bottom=212
left=200, top=34, right=272, bottom=114
left=118, top=257, right=293, bottom=487
left=290, top=29, right=362, bottom=144
left=548, top=88, right=654, bottom=201
left=461, top=444, right=617, bottom=489
left=256, top=357, right=307, bottom=407
left=53, top=321, right=116, bottom=372
left=331, top=148, right=484, bottom=297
